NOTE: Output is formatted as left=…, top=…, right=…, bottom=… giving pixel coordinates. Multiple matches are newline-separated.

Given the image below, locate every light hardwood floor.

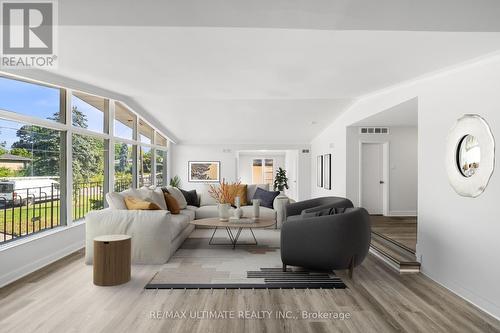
left=371, top=216, right=417, bottom=251
left=1, top=249, right=499, bottom=333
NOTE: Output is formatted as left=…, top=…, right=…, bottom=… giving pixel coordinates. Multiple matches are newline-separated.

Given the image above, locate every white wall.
left=0, top=223, right=85, bottom=287
left=171, top=144, right=311, bottom=200
left=237, top=152, right=286, bottom=185
left=310, top=54, right=500, bottom=319
left=346, top=126, right=418, bottom=216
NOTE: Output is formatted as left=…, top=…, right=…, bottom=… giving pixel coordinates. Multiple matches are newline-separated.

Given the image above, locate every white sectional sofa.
left=85, top=184, right=289, bottom=265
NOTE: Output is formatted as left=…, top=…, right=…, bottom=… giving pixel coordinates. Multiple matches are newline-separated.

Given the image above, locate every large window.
left=0, top=76, right=62, bottom=122
left=72, top=92, right=106, bottom=133
left=114, top=143, right=134, bottom=191
left=114, top=102, right=135, bottom=140
left=156, top=150, right=167, bottom=186
left=0, top=119, right=62, bottom=242
left=0, top=74, right=171, bottom=244
left=155, top=132, right=167, bottom=147
left=139, top=120, right=153, bottom=144
left=72, top=134, right=106, bottom=221
left=139, top=146, right=152, bottom=187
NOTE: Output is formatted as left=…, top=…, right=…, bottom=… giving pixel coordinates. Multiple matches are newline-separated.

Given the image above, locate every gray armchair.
left=281, top=201, right=370, bottom=278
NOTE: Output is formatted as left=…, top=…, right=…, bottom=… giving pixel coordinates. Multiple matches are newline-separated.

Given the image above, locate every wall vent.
left=359, top=127, right=389, bottom=135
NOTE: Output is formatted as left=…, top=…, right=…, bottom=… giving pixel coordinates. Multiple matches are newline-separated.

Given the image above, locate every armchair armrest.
left=273, top=195, right=290, bottom=228
left=285, top=198, right=322, bottom=218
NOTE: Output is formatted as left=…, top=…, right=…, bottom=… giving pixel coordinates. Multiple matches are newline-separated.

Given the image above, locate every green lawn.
left=0, top=195, right=103, bottom=241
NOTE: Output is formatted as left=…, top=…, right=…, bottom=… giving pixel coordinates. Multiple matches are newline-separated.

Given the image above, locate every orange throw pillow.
left=234, top=184, right=248, bottom=206
left=163, top=192, right=181, bottom=214
left=124, top=196, right=161, bottom=210
left=226, top=184, right=248, bottom=206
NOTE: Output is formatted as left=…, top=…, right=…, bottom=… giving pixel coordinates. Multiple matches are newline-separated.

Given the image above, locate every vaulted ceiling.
left=40, top=0, right=500, bottom=143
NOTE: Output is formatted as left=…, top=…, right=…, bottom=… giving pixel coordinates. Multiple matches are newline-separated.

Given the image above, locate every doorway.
left=360, top=142, right=388, bottom=215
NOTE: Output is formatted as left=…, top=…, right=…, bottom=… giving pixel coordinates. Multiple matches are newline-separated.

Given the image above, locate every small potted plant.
left=208, top=179, right=241, bottom=221
left=273, top=167, right=289, bottom=195
left=169, top=175, right=181, bottom=188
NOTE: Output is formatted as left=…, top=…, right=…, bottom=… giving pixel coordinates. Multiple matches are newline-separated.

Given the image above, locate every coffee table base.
left=208, top=227, right=258, bottom=249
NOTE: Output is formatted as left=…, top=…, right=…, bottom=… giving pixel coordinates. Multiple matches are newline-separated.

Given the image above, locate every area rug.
left=145, top=228, right=346, bottom=289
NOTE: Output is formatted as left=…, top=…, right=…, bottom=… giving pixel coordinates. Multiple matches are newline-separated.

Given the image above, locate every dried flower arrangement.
left=208, top=178, right=242, bottom=204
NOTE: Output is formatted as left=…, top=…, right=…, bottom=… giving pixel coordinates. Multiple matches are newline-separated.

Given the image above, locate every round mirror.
left=457, top=135, right=481, bottom=177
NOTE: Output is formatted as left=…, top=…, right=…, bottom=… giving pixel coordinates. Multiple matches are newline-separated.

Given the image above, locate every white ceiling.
left=37, top=1, right=500, bottom=143
left=352, top=98, right=418, bottom=127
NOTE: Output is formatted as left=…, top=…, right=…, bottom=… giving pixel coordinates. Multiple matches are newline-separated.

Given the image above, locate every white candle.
left=235, top=196, right=240, bottom=208
left=252, top=199, right=260, bottom=219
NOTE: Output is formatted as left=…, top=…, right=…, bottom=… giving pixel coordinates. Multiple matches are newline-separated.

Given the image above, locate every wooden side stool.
left=93, top=234, right=131, bottom=286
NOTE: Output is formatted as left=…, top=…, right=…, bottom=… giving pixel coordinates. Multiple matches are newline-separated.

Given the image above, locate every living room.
left=1, top=1, right=500, bottom=332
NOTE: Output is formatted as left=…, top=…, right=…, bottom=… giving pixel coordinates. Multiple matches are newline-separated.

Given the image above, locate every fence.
left=0, top=177, right=141, bottom=244
left=0, top=184, right=61, bottom=244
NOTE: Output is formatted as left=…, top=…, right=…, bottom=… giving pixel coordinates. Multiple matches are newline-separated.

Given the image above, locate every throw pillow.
left=253, top=187, right=280, bottom=209
left=199, top=186, right=218, bottom=206
left=234, top=184, right=247, bottom=206
left=179, top=188, right=199, bottom=207
left=246, top=184, right=269, bottom=204
left=225, top=184, right=248, bottom=206
left=106, top=192, right=127, bottom=210
left=152, top=188, right=168, bottom=210
left=163, top=192, right=181, bottom=214
left=164, top=186, right=187, bottom=209
left=124, top=196, right=161, bottom=210
left=119, top=188, right=167, bottom=210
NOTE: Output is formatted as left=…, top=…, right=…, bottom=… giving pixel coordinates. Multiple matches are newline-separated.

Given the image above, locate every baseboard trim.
left=0, top=242, right=84, bottom=288
left=387, top=211, right=417, bottom=217
left=420, top=267, right=500, bottom=321
left=0, top=223, right=85, bottom=288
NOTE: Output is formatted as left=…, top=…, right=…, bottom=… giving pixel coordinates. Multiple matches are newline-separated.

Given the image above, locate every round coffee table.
left=190, top=217, right=275, bottom=249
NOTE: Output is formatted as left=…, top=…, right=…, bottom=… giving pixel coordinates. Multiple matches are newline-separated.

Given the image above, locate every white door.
left=285, top=150, right=299, bottom=201
left=361, top=143, right=384, bottom=214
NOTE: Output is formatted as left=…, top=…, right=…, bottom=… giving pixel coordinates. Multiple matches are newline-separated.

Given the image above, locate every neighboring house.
left=0, top=154, right=31, bottom=171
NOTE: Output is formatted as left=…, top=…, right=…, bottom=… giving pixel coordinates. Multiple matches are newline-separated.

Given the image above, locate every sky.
left=0, top=76, right=133, bottom=148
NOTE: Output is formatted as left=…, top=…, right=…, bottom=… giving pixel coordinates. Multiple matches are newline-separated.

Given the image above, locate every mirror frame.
left=446, top=114, right=495, bottom=197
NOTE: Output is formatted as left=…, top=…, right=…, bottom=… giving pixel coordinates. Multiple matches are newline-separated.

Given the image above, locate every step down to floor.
left=370, top=232, right=420, bottom=273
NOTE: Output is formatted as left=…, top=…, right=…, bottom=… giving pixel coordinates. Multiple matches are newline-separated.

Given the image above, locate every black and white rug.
left=145, top=229, right=346, bottom=290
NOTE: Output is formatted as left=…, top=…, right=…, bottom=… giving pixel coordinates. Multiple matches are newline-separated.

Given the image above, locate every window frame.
left=0, top=73, right=172, bottom=232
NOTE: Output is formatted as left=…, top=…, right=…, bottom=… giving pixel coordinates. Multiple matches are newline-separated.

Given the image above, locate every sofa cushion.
left=185, top=205, right=198, bottom=211
left=180, top=209, right=195, bottom=221
left=164, top=186, right=188, bottom=209
left=199, top=188, right=218, bottom=206
left=169, top=214, right=190, bottom=240
left=180, top=188, right=199, bottom=207
left=195, top=205, right=221, bottom=219
left=152, top=188, right=168, bottom=210
left=106, top=192, right=127, bottom=210
left=246, top=184, right=269, bottom=204
left=163, top=192, right=180, bottom=214
left=253, top=187, right=280, bottom=209
left=240, top=205, right=277, bottom=220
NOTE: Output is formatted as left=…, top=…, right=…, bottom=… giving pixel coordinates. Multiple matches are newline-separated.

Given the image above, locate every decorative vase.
left=233, top=196, right=243, bottom=219
left=218, top=203, right=230, bottom=221
left=233, top=206, right=243, bottom=219
left=252, top=199, right=260, bottom=220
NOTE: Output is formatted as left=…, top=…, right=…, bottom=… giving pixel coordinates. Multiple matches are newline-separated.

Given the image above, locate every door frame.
left=358, top=141, right=389, bottom=216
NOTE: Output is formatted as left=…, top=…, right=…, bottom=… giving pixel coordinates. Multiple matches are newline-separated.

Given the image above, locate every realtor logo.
left=1, top=1, right=57, bottom=68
